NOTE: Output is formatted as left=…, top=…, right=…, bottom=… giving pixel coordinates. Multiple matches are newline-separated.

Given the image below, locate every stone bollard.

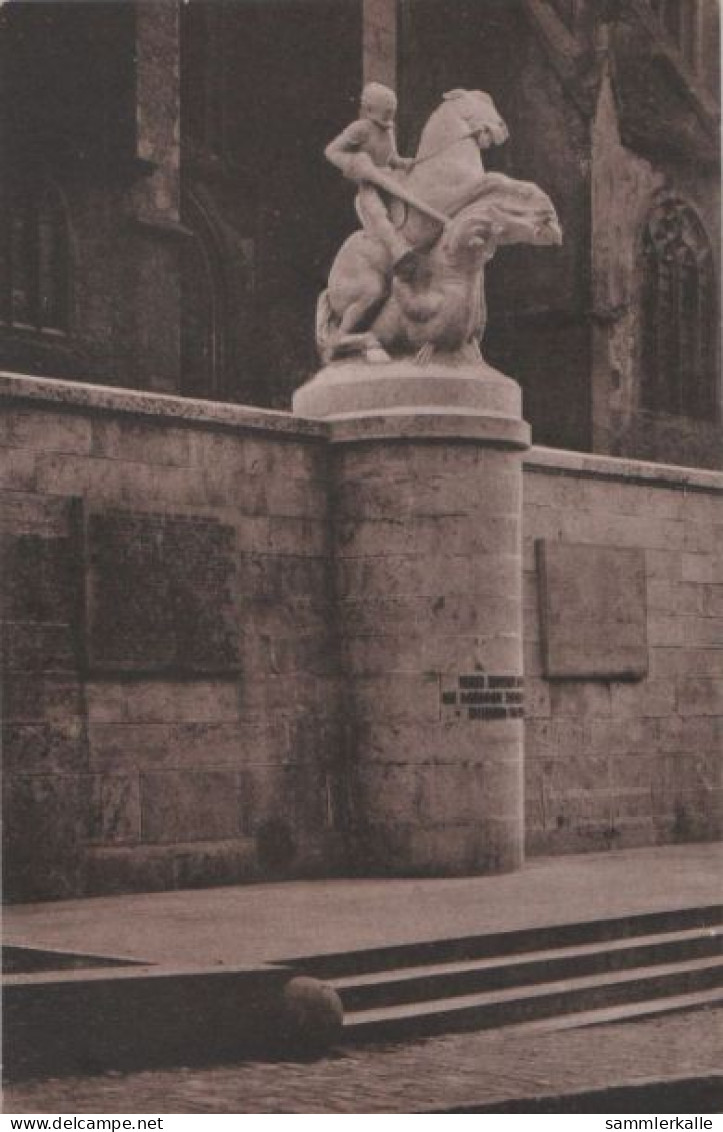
left=294, top=360, right=529, bottom=877
left=278, top=976, right=344, bottom=1055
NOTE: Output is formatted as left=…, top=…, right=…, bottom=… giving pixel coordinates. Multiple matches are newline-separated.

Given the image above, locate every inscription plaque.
left=85, top=508, right=240, bottom=673
left=536, top=540, right=648, bottom=680
left=440, top=674, right=524, bottom=721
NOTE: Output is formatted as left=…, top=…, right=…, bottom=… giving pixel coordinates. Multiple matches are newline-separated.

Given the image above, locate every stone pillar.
left=127, top=0, right=183, bottom=394
left=294, top=361, right=529, bottom=876
left=363, top=0, right=397, bottom=88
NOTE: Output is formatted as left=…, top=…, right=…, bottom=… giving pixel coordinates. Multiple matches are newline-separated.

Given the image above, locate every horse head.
left=417, top=89, right=509, bottom=160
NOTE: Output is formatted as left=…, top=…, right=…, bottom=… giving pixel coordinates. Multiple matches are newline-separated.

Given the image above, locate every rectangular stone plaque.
left=536, top=540, right=648, bottom=680
left=85, top=508, right=240, bottom=674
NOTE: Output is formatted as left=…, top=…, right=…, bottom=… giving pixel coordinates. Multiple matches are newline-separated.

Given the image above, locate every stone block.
left=0, top=491, right=75, bottom=537
left=352, top=717, right=513, bottom=765
left=201, top=465, right=268, bottom=514
left=1, top=409, right=92, bottom=455
left=91, top=419, right=194, bottom=467
left=353, top=754, right=522, bottom=864
left=356, top=819, right=522, bottom=876
left=121, top=679, right=241, bottom=723
left=526, top=825, right=620, bottom=858
left=655, top=716, right=706, bottom=754
left=236, top=763, right=327, bottom=844
left=542, top=754, right=610, bottom=796
left=684, top=521, right=716, bottom=555
left=2, top=674, right=83, bottom=722
left=111, top=462, right=209, bottom=510
left=609, top=790, right=653, bottom=820
left=701, top=585, right=723, bottom=617
left=610, top=679, right=676, bottom=718
left=0, top=448, right=37, bottom=491
left=267, top=517, right=331, bottom=557
left=524, top=716, right=587, bottom=757
left=85, top=507, right=240, bottom=674
left=265, top=475, right=328, bottom=520
left=589, top=716, right=658, bottom=755
left=682, top=618, right=723, bottom=648
left=649, top=646, right=723, bottom=680
left=4, top=531, right=80, bottom=624
left=543, top=789, right=615, bottom=828
left=646, top=580, right=702, bottom=616
left=34, top=453, right=109, bottom=498
left=3, top=623, right=77, bottom=673
left=3, top=721, right=88, bottom=774
left=84, top=844, right=176, bottom=896
left=89, top=721, right=245, bottom=772
left=646, top=616, right=690, bottom=648
left=278, top=557, right=332, bottom=601
left=666, top=752, right=722, bottom=792
left=351, top=673, right=442, bottom=724
left=678, top=677, right=723, bottom=717
left=646, top=549, right=683, bottom=581
left=86, top=682, right=126, bottom=723
left=173, top=838, right=258, bottom=889
left=652, top=789, right=723, bottom=842
left=335, top=468, right=517, bottom=522
left=3, top=774, right=91, bottom=901
left=523, top=471, right=586, bottom=510
left=549, top=682, right=612, bottom=718
left=525, top=678, right=552, bottom=718
left=263, top=633, right=338, bottom=678
left=140, top=770, right=242, bottom=843
left=341, top=632, right=423, bottom=676
left=609, top=754, right=655, bottom=790
left=191, top=431, right=247, bottom=475
left=537, top=540, right=648, bottom=679
left=681, top=553, right=716, bottom=584
left=89, top=775, right=141, bottom=844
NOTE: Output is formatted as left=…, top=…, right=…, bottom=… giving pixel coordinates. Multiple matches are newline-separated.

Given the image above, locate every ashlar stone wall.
left=523, top=448, right=723, bottom=856
left=1, top=375, right=344, bottom=901
left=2, top=373, right=721, bottom=901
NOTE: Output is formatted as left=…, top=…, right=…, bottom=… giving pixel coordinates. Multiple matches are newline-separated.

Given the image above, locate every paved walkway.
left=5, top=1008, right=722, bottom=1113
left=4, top=844, right=722, bottom=968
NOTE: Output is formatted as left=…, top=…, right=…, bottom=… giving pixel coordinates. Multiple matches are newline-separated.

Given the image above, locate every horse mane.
left=416, top=99, right=464, bottom=158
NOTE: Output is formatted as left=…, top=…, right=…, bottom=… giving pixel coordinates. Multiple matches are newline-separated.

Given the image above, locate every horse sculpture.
left=317, top=90, right=561, bottom=365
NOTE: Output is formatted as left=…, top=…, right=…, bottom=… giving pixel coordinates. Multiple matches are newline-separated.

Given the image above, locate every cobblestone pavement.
left=5, top=1009, right=723, bottom=1114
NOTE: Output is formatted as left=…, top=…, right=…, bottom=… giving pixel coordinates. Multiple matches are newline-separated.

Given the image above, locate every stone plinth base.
left=295, top=359, right=529, bottom=877
left=292, top=358, right=525, bottom=423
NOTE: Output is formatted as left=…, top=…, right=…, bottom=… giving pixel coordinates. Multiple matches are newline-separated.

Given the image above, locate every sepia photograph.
left=1, top=0, right=721, bottom=1118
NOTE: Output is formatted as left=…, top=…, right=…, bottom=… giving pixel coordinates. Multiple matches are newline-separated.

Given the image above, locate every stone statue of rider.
left=324, top=82, right=420, bottom=281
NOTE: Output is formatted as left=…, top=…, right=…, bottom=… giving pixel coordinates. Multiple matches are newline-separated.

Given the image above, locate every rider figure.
left=324, top=83, right=417, bottom=279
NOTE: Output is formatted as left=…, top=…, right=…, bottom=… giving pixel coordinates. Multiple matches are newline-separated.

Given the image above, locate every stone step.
left=501, top=986, right=723, bottom=1036
left=331, top=925, right=722, bottom=1011
left=288, top=904, right=723, bottom=980
left=342, top=954, right=723, bottom=1042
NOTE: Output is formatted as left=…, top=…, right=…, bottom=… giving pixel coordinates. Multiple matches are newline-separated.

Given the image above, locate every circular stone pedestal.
left=292, top=357, right=524, bottom=422
left=294, top=359, right=529, bottom=877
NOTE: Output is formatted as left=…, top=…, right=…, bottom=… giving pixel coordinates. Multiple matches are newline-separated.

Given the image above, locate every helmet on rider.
left=360, top=83, right=397, bottom=128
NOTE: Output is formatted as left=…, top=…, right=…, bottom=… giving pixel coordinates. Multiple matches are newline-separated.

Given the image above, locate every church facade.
left=3, top=0, right=720, bottom=463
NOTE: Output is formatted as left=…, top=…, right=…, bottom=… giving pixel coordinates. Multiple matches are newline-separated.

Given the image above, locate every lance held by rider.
left=324, top=82, right=448, bottom=282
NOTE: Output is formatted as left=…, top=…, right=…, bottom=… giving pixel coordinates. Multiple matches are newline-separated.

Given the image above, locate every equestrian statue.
left=318, top=84, right=562, bottom=365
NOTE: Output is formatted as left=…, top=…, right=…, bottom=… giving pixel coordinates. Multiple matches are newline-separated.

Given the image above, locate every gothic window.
left=180, top=193, right=226, bottom=399
left=1, top=182, right=70, bottom=334
left=640, top=200, right=717, bottom=419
